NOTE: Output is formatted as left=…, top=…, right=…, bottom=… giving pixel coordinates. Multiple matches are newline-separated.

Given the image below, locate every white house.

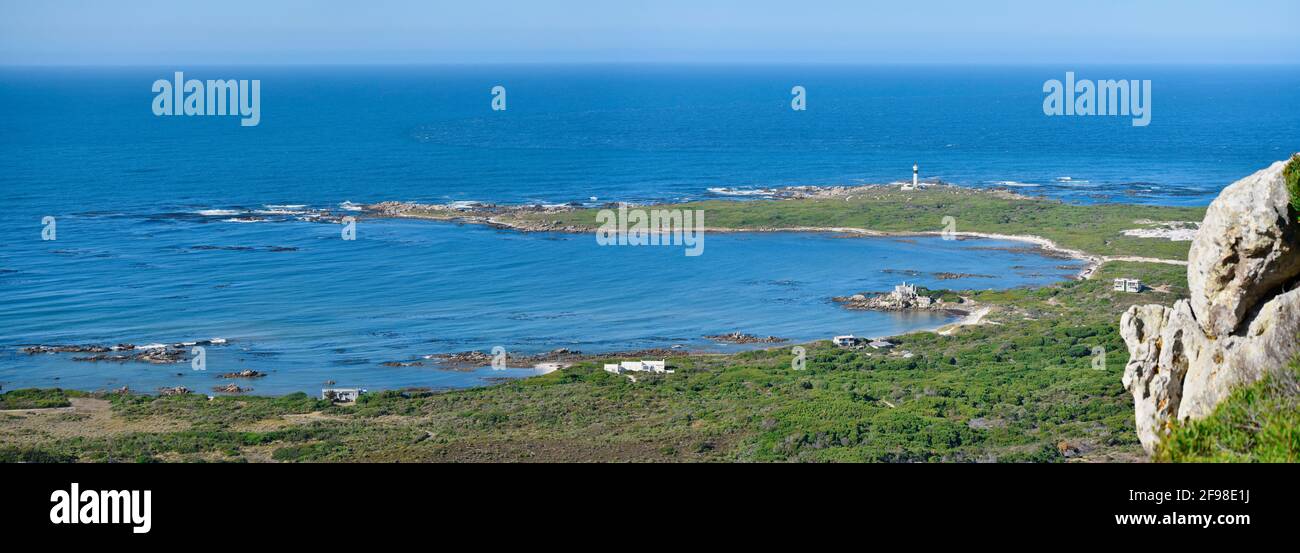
left=1113, top=278, right=1143, bottom=293
left=603, top=360, right=671, bottom=375
left=833, top=335, right=861, bottom=347
left=321, top=388, right=365, bottom=402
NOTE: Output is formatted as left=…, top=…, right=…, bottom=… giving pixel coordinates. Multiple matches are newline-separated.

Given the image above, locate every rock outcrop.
left=703, top=332, right=787, bottom=344
left=1187, top=159, right=1300, bottom=337
left=834, top=282, right=953, bottom=312
left=1121, top=157, right=1300, bottom=455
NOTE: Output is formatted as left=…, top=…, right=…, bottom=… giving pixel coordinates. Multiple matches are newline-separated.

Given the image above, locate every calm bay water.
left=1, top=65, right=1295, bottom=394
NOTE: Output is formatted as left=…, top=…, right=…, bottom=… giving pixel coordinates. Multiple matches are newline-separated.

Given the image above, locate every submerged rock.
left=212, top=383, right=250, bottom=394
left=217, top=369, right=266, bottom=379
left=1120, top=156, right=1300, bottom=455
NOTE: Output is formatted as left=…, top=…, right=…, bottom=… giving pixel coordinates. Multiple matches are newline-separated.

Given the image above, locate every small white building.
left=603, top=360, right=671, bottom=375
left=321, top=388, right=366, bottom=402
left=868, top=340, right=895, bottom=350
left=833, top=335, right=861, bottom=347
left=1113, top=278, right=1143, bottom=293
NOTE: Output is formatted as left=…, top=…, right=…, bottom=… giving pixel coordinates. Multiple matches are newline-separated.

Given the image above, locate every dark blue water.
left=1, top=65, right=1293, bottom=394
left=4, top=65, right=1296, bottom=209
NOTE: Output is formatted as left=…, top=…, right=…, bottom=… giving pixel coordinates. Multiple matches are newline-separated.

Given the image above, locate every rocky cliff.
left=1121, top=157, right=1300, bottom=455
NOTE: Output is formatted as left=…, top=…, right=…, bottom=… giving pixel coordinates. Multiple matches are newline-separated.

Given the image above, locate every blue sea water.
left=0, top=65, right=1295, bottom=394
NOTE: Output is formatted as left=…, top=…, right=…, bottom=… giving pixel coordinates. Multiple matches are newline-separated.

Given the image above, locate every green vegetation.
left=0, top=261, right=1196, bottom=463
left=1284, top=154, right=1300, bottom=213
left=0, top=388, right=79, bottom=410
left=1158, top=356, right=1300, bottom=463
left=518, top=186, right=1205, bottom=260
left=110, top=391, right=330, bottom=425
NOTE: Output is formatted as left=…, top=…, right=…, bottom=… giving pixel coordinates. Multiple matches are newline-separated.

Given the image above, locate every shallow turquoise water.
left=0, top=211, right=1080, bottom=394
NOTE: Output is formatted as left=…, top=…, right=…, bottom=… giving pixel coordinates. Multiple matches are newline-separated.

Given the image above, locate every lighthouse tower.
left=912, top=163, right=919, bottom=188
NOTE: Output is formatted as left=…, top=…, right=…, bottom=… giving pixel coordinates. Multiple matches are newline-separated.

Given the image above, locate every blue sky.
left=2, top=0, right=1297, bottom=65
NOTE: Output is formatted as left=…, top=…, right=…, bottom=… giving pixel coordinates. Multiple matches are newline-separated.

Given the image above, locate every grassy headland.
left=507, top=185, right=1205, bottom=261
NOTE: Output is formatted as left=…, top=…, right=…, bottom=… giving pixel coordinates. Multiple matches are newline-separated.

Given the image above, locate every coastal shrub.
left=1285, top=153, right=1300, bottom=213
left=1158, top=355, right=1300, bottom=462
left=110, top=391, right=328, bottom=426
left=272, top=441, right=344, bottom=462
left=0, top=388, right=72, bottom=410
left=0, top=446, right=77, bottom=463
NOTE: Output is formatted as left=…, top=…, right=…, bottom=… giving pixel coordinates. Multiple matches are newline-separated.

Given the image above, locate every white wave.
left=992, top=181, right=1040, bottom=187
left=708, top=187, right=776, bottom=197
left=137, top=343, right=168, bottom=350
left=339, top=201, right=364, bottom=212
left=195, top=209, right=241, bottom=216
left=264, top=204, right=307, bottom=209
left=447, top=200, right=488, bottom=210
left=222, top=217, right=266, bottom=223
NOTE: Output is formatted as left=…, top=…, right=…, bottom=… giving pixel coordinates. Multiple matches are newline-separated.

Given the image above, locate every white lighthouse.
left=913, top=163, right=919, bottom=188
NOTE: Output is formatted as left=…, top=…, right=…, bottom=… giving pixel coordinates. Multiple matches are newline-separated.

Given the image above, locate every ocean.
left=1, top=64, right=1296, bottom=394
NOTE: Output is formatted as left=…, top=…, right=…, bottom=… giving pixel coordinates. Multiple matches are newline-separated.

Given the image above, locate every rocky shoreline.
left=832, top=283, right=969, bottom=315
left=383, top=347, right=690, bottom=371
left=703, top=332, right=787, bottom=344
left=21, top=339, right=229, bottom=365
left=363, top=200, right=586, bottom=233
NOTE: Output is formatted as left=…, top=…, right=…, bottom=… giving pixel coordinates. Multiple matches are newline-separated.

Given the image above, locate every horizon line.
left=4, top=60, right=1299, bottom=69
